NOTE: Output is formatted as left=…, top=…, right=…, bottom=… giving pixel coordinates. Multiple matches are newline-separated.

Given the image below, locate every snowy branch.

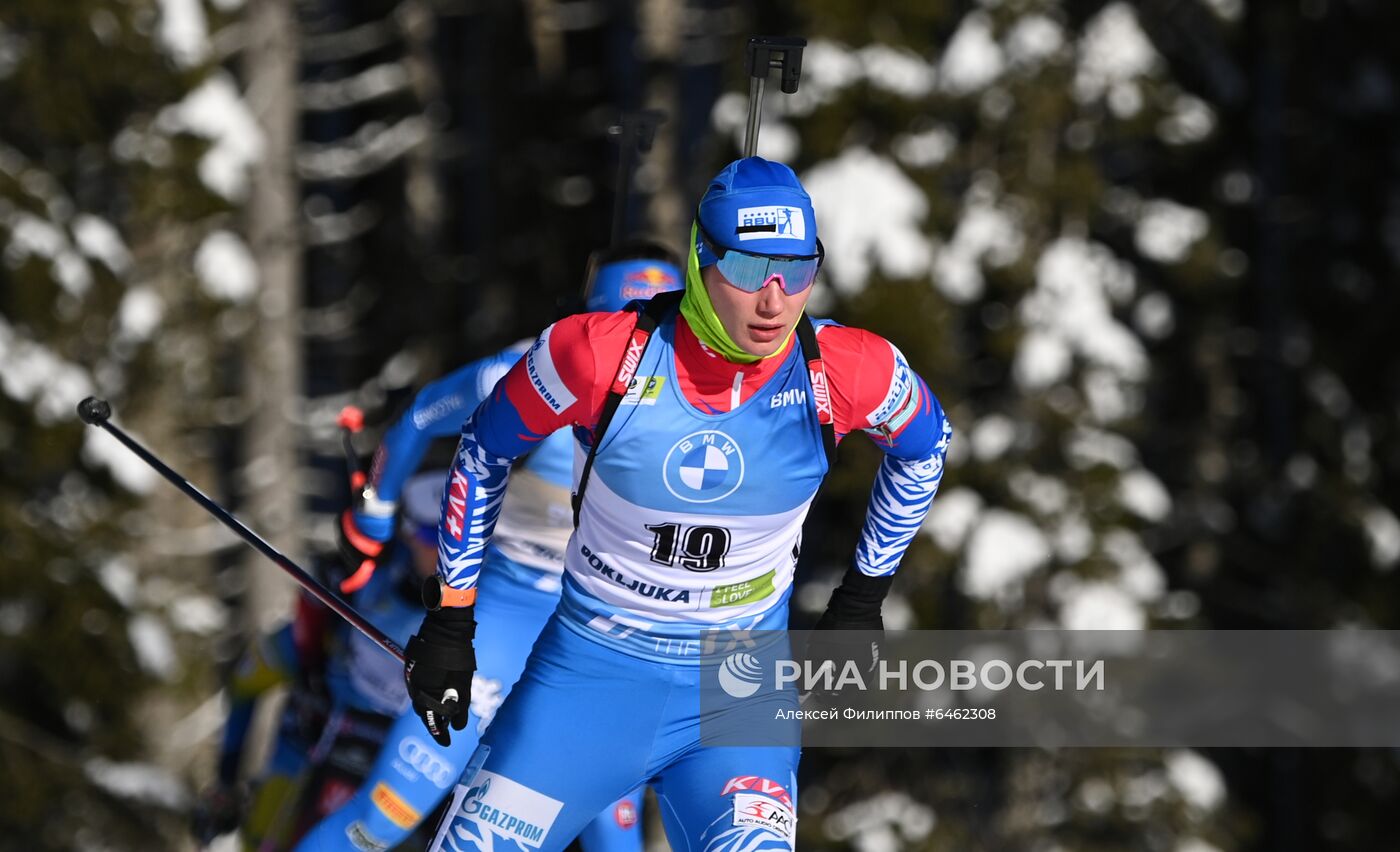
left=300, top=16, right=399, bottom=63
left=296, top=115, right=430, bottom=181
left=303, top=201, right=381, bottom=246
left=299, top=62, right=411, bottom=112
left=0, top=316, right=95, bottom=423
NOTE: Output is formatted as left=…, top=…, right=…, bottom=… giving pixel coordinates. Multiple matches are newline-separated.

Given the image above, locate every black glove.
left=404, top=603, right=476, bottom=746
left=190, top=782, right=245, bottom=843
left=804, top=569, right=893, bottom=696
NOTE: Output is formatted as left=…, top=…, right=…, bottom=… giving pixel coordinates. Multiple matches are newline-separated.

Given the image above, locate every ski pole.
left=337, top=405, right=367, bottom=492
left=76, top=396, right=406, bottom=664
left=607, top=109, right=666, bottom=246
left=575, top=108, right=668, bottom=307
left=742, top=36, right=806, bottom=158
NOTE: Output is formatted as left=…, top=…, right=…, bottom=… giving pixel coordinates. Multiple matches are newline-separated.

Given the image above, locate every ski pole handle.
left=337, top=405, right=367, bottom=491
left=78, top=397, right=406, bottom=663
left=334, top=404, right=382, bottom=594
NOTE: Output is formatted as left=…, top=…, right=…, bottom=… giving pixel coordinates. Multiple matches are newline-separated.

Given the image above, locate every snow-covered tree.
left=0, top=1, right=258, bottom=845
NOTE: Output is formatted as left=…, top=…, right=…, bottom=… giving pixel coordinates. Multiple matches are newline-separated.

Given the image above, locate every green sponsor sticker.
left=640, top=376, right=665, bottom=402
left=710, top=570, right=776, bottom=608
left=623, top=376, right=666, bottom=406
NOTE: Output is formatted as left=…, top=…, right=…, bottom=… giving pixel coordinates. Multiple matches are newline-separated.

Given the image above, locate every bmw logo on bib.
left=663, top=430, right=745, bottom=504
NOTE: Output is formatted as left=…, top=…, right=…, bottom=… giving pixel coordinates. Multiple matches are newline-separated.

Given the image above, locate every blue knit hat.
left=696, top=157, right=817, bottom=265
left=586, top=258, right=682, bottom=312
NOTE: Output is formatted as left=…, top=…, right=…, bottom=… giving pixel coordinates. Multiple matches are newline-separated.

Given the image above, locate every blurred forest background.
left=3, top=0, right=1400, bottom=850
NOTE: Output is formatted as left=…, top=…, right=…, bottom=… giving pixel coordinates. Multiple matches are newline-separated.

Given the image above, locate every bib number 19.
left=645, top=523, right=731, bottom=572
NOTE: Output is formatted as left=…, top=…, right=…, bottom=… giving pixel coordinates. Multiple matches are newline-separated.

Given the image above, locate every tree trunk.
left=241, top=0, right=302, bottom=633
left=639, top=0, right=686, bottom=248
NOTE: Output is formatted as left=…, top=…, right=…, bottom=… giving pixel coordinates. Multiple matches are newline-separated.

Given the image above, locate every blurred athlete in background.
left=195, top=474, right=449, bottom=850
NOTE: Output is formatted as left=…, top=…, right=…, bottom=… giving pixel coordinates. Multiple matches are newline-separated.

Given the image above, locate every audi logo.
left=397, top=737, right=456, bottom=788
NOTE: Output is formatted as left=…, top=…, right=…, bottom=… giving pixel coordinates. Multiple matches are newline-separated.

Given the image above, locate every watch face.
left=420, top=576, right=442, bottom=610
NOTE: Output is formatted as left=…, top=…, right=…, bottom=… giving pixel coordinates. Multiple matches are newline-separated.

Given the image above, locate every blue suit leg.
left=652, top=747, right=799, bottom=852
left=430, top=619, right=665, bottom=852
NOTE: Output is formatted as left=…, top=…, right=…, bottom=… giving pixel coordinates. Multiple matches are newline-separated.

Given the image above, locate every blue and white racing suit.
left=426, top=307, right=951, bottom=851
left=295, top=343, right=644, bottom=851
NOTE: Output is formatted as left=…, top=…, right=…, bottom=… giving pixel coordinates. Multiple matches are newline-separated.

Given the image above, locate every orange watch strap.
left=439, top=583, right=477, bottom=608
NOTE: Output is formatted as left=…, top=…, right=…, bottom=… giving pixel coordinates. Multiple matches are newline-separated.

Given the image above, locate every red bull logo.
left=619, top=265, right=678, bottom=301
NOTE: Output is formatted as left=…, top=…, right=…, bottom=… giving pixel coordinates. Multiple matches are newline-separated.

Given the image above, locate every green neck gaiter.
left=678, top=222, right=796, bottom=364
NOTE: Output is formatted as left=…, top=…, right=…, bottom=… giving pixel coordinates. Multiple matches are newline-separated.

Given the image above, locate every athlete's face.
left=702, top=264, right=812, bottom=358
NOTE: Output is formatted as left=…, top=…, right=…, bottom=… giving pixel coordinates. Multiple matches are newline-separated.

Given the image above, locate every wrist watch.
left=420, top=576, right=477, bottom=610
